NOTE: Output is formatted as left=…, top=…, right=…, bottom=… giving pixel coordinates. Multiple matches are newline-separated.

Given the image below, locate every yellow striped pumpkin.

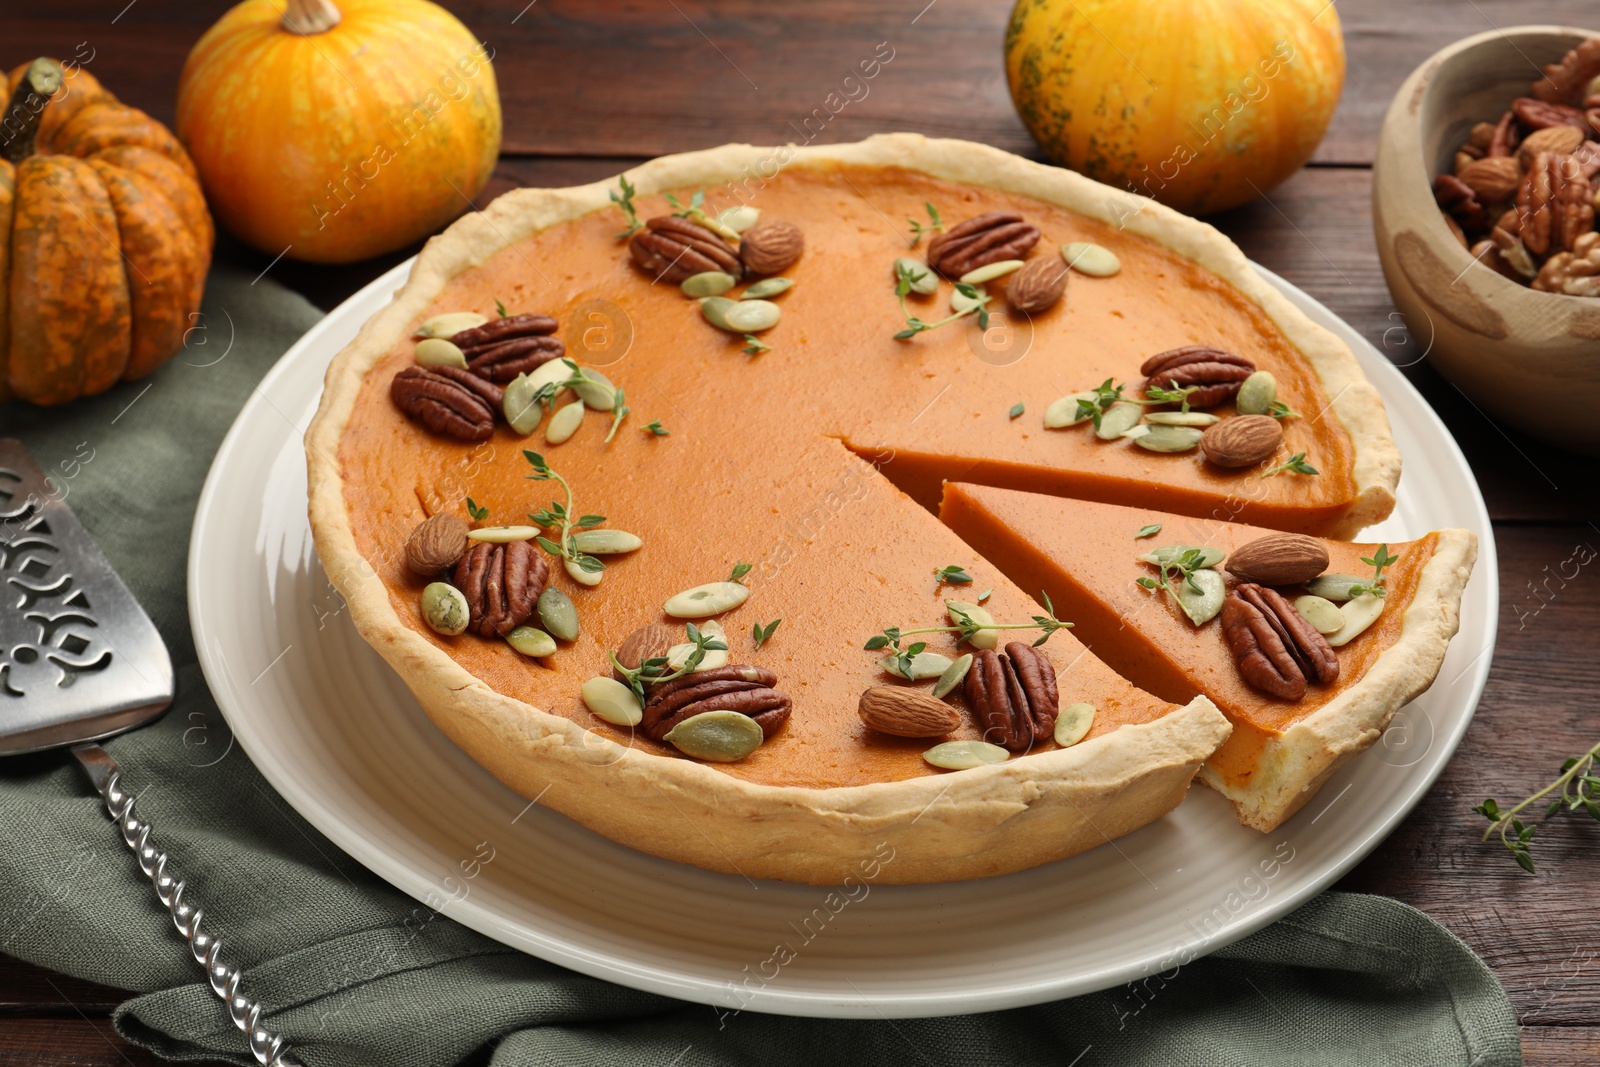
left=1005, top=0, right=1345, bottom=214
left=176, top=0, right=501, bottom=264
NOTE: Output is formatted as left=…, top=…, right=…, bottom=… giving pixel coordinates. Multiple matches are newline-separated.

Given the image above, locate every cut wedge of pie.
left=306, top=134, right=1430, bottom=884
left=941, top=483, right=1477, bottom=830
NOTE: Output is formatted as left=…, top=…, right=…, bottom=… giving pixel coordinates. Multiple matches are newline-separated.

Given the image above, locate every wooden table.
left=3, top=2, right=1596, bottom=1063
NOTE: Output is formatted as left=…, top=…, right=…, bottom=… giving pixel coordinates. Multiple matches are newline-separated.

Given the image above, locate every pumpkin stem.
left=0, top=58, right=64, bottom=164
left=281, top=0, right=342, bottom=34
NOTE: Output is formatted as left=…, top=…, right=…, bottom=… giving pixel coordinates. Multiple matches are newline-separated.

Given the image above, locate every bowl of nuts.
left=1374, top=25, right=1600, bottom=454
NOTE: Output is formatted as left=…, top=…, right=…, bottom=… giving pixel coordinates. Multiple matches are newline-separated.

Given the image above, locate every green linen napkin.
left=0, top=264, right=1520, bottom=1067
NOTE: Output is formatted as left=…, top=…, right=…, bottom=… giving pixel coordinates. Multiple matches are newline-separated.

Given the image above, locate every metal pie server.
left=0, top=439, right=301, bottom=1067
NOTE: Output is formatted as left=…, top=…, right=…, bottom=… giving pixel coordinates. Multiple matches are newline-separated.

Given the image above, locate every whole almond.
left=739, top=219, right=804, bottom=275
left=613, top=623, right=677, bottom=681
left=405, top=513, right=469, bottom=576
left=858, top=686, right=961, bottom=738
left=1457, top=156, right=1522, bottom=203
left=1224, top=533, right=1330, bottom=586
left=1518, top=125, right=1586, bottom=170
left=1006, top=255, right=1069, bottom=313
left=1200, top=414, right=1283, bottom=468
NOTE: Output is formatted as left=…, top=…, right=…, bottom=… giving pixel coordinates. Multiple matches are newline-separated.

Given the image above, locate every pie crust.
left=307, top=134, right=1407, bottom=883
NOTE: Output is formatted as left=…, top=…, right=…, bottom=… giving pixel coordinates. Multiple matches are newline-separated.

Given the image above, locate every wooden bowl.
left=1374, top=25, right=1600, bottom=455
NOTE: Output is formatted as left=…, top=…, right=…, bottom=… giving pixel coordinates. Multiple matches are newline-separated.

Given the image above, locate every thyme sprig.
left=1075, top=378, right=1127, bottom=431
left=609, top=622, right=728, bottom=703
left=934, top=564, right=973, bottom=585
left=907, top=202, right=943, bottom=248
left=643, top=420, right=669, bottom=436
left=893, top=262, right=990, bottom=339
left=1476, top=741, right=1600, bottom=873
left=864, top=593, right=1073, bottom=675
left=1270, top=401, right=1301, bottom=420
left=465, top=497, right=489, bottom=523
left=494, top=298, right=509, bottom=318
left=530, top=359, right=616, bottom=413
left=742, top=334, right=771, bottom=356
left=523, top=450, right=606, bottom=576
left=752, top=618, right=781, bottom=649
left=664, top=189, right=705, bottom=218
left=611, top=176, right=642, bottom=238
left=1136, top=548, right=1209, bottom=602
left=1347, top=545, right=1399, bottom=599
left=605, top=387, right=630, bottom=444
left=1144, top=381, right=1201, bottom=412
left=1261, top=452, right=1319, bottom=478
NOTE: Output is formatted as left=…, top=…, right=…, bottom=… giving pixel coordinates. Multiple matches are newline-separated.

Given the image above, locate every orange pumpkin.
left=176, top=0, right=502, bottom=265
left=1004, top=0, right=1345, bottom=214
left=0, top=58, right=213, bottom=405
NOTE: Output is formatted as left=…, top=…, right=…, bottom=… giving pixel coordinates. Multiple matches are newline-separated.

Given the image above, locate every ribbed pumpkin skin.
left=0, top=65, right=213, bottom=405
left=176, top=0, right=502, bottom=264
left=1005, top=0, right=1345, bottom=215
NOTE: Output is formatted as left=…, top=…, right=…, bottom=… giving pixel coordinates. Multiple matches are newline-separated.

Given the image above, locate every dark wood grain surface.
left=2, top=1, right=1596, bottom=1063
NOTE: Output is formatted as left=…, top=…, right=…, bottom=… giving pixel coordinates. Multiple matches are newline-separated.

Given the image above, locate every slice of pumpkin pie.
left=940, top=482, right=1477, bottom=830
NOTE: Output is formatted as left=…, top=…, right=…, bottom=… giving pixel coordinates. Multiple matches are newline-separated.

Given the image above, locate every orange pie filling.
left=334, top=162, right=1387, bottom=792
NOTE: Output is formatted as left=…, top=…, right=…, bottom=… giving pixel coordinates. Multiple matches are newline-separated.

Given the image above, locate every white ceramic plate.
left=190, top=259, right=1496, bottom=1019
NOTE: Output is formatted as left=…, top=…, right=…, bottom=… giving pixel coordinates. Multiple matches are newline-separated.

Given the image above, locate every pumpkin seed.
left=1145, top=411, right=1220, bottom=426
left=959, top=259, right=1026, bottom=284
left=950, top=284, right=987, bottom=314
left=1140, top=545, right=1226, bottom=569
left=931, top=652, right=974, bottom=699
left=894, top=257, right=939, bottom=294
left=718, top=205, right=761, bottom=233
left=1054, top=702, right=1095, bottom=747
left=1121, top=424, right=1150, bottom=441
left=1326, top=593, right=1384, bottom=647
left=570, top=529, right=642, bottom=554
left=1060, top=242, right=1121, bottom=277
left=503, top=374, right=541, bottom=435
left=666, top=620, right=727, bottom=672
left=682, top=271, right=736, bottom=298
left=414, top=311, right=487, bottom=339
left=664, top=581, right=750, bottom=618
left=664, top=710, right=765, bottom=762
left=1094, top=401, right=1143, bottom=439
left=945, top=600, right=998, bottom=650
left=1176, top=567, right=1226, bottom=625
left=536, top=586, right=579, bottom=641
left=1044, top=392, right=1097, bottom=429
left=1236, top=371, right=1278, bottom=416
left=878, top=651, right=955, bottom=680
left=688, top=207, right=742, bottom=242
left=420, top=582, right=469, bottom=636
left=467, top=525, right=538, bottom=543
left=1294, top=595, right=1346, bottom=635
left=565, top=557, right=604, bottom=587
left=544, top=399, right=585, bottom=444
left=505, top=625, right=556, bottom=658
left=414, top=337, right=468, bottom=369
left=1304, top=573, right=1367, bottom=602
left=723, top=299, right=781, bottom=333
left=580, top=675, right=642, bottom=726
left=741, top=276, right=794, bottom=299
left=1133, top=424, right=1204, bottom=453
left=923, top=739, right=1009, bottom=771
left=571, top=368, right=616, bottom=410
left=700, top=296, right=737, bottom=330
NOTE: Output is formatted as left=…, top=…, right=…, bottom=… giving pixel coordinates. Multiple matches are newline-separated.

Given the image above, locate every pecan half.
left=1433, top=173, right=1486, bottom=233
left=965, top=644, right=1057, bottom=751
left=452, top=539, right=548, bottom=637
left=1139, top=345, right=1256, bottom=407
left=1574, top=142, right=1600, bottom=181
left=641, top=664, right=791, bottom=740
left=925, top=212, right=1041, bottom=278
left=628, top=215, right=743, bottom=284
left=390, top=366, right=502, bottom=441
left=1533, top=231, right=1600, bottom=297
left=1532, top=38, right=1600, bottom=106
left=1513, top=96, right=1590, bottom=133
left=1221, top=583, right=1339, bottom=702
left=450, top=314, right=565, bottom=384
left=1518, top=152, right=1594, bottom=256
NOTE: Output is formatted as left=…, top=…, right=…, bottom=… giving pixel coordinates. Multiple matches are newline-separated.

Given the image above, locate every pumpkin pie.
left=307, top=135, right=1412, bottom=884
left=941, top=483, right=1477, bottom=830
